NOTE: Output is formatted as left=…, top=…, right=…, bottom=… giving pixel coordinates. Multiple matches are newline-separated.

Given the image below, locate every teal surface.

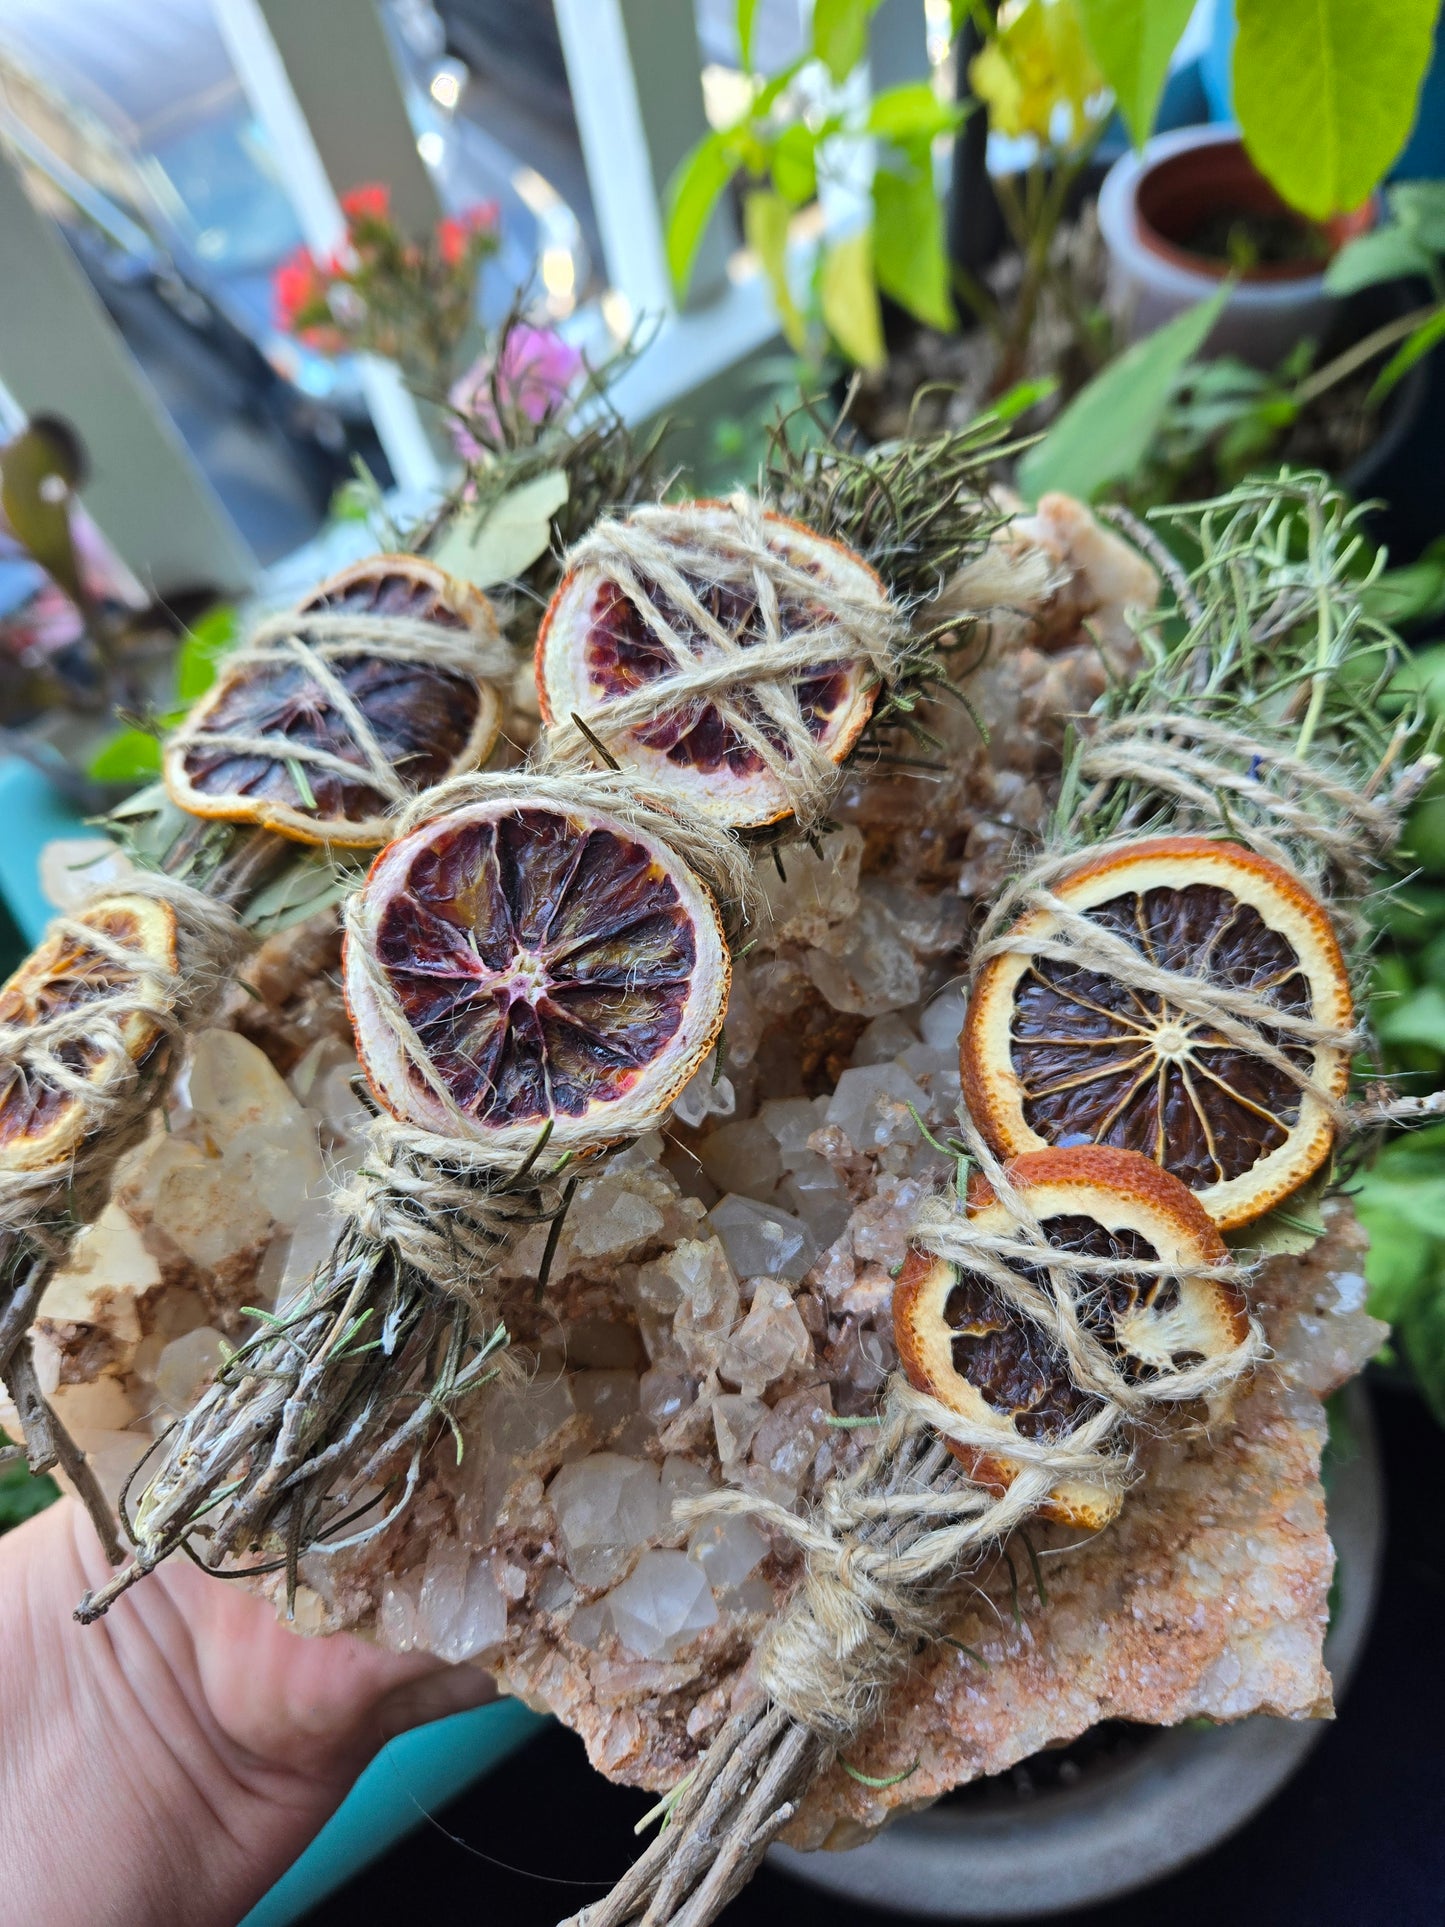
left=241, top=1701, right=546, bottom=1927
left=0, top=755, right=549, bottom=1920
left=0, top=757, right=90, bottom=942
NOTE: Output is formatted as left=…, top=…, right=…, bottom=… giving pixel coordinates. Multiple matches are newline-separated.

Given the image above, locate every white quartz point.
left=708, top=1194, right=816, bottom=1283
left=548, top=1454, right=667, bottom=1588
left=606, top=1550, right=718, bottom=1659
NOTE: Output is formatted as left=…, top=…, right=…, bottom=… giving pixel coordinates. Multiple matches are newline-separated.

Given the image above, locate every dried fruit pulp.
left=535, top=504, right=886, bottom=829
left=962, top=839, right=1352, bottom=1229
left=165, top=558, right=502, bottom=847
left=0, top=895, right=177, bottom=1173
left=346, top=800, right=730, bottom=1152
left=894, top=1146, right=1240, bottom=1528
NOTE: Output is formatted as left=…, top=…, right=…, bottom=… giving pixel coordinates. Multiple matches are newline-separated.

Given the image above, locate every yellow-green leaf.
left=813, top=0, right=881, bottom=83
left=744, top=189, right=806, bottom=351
left=1077, top=0, right=1194, bottom=148
left=737, top=0, right=760, bottom=68
left=1235, top=0, right=1439, bottom=219
left=432, top=469, right=569, bottom=588
left=88, top=728, right=162, bottom=785
left=770, top=123, right=818, bottom=207
left=819, top=228, right=886, bottom=369
left=867, top=80, right=964, bottom=145
left=873, top=155, right=956, bottom=334
left=665, top=130, right=736, bottom=299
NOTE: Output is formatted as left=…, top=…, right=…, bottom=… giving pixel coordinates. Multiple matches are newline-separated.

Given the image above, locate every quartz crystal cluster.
left=30, top=507, right=1386, bottom=1837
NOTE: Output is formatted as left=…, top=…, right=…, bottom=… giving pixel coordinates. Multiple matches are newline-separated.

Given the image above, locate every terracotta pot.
left=1098, top=126, right=1376, bottom=369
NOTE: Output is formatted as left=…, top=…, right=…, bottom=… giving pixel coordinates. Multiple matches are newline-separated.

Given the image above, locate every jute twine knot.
left=679, top=1119, right=1262, bottom=1745
left=167, top=608, right=513, bottom=811
left=334, top=1116, right=565, bottom=1311
left=542, top=493, right=900, bottom=831
left=0, top=872, right=249, bottom=1243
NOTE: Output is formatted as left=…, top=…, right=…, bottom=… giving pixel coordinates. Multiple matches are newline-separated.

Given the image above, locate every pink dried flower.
left=448, top=324, right=584, bottom=459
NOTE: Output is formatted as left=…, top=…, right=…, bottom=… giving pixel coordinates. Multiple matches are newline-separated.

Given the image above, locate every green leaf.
left=174, top=604, right=239, bottom=705
left=1230, top=1169, right=1329, bottom=1258
left=1390, top=178, right=1445, bottom=252
left=1376, top=982, right=1445, bottom=1050
left=744, top=190, right=806, bottom=351
left=769, top=122, right=818, bottom=207
left=432, top=469, right=569, bottom=588
left=737, top=0, right=760, bottom=68
left=1369, top=303, right=1445, bottom=404
left=1016, top=284, right=1228, bottom=502
left=1399, top=1274, right=1445, bottom=1424
left=243, top=851, right=366, bottom=936
left=987, top=374, right=1062, bottom=422
left=0, top=1438, right=58, bottom=1533
left=87, top=727, right=162, bottom=784
left=819, top=227, right=886, bottom=368
left=1386, top=632, right=1445, bottom=707
left=1076, top=0, right=1194, bottom=148
left=812, top=0, right=881, bottom=82
left=1325, top=225, right=1437, bottom=295
left=867, top=80, right=964, bottom=145
left=1234, top=0, right=1439, bottom=220
left=1357, top=1204, right=1435, bottom=1322
left=664, top=130, right=736, bottom=299
left=873, top=153, right=956, bottom=333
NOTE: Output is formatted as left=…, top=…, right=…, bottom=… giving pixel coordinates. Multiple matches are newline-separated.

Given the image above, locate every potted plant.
left=1096, top=124, right=1375, bottom=368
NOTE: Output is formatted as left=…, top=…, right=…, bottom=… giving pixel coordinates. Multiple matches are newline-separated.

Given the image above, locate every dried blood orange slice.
left=164, top=555, right=504, bottom=848
left=344, top=796, right=730, bottom=1154
left=961, top=837, right=1353, bottom=1230
left=0, top=895, right=177, bottom=1174
left=893, top=1146, right=1244, bottom=1528
left=535, top=500, right=889, bottom=829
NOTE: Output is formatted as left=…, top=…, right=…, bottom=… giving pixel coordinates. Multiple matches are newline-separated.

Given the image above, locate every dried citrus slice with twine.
left=0, top=894, right=177, bottom=1174
left=961, top=836, right=1354, bottom=1230
left=344, top=794, right=731, bottom=1155
left=165, top=555, right=505, bottom=847
left=535, top=498, right=891, bottom=830
left=893, top=1146, right=1244, bottom=1528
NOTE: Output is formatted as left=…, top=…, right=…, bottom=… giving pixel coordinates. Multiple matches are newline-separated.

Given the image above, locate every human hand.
left=0, top=1497, right=493, bottom=1927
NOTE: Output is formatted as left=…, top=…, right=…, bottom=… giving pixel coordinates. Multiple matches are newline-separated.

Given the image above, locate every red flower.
left=437, top=217, right=468, bottom=267
left=273, top=246, right=324, bottom=328
left=341, top=182, right=391, bottom=224
left=437, top=202, right=500, bottom=267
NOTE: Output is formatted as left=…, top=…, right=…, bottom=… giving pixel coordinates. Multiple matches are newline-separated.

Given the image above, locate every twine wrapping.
left=342, top=765, right=755, bottom=1170
left=334, top=1116, right=564, bottom=1310
left=168, top=608, right=513, bottom=808
left=1075, top=710, right=1434, bottom=905
left=0, top=872, right=249, bottom=1246
left=542, top=493, right=900, bottom=830
left=970, top=834, right=1363, bottom=1128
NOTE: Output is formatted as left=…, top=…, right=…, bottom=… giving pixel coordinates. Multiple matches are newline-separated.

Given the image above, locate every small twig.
left=3, top=1341, right=122, bottom=1563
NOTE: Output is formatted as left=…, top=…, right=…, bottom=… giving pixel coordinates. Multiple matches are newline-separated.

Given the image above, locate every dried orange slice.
left=961, top=837, right=1353, bottom=1230
left=0, top=895, right=177, bottom=1174
left=535, top=500, right=888, bottom=829
left=893, top=1146, right=1244, bottom=1528
left=164, top=555, right=504, bottom=848
left=344, top=796, right=730, bottom=1154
